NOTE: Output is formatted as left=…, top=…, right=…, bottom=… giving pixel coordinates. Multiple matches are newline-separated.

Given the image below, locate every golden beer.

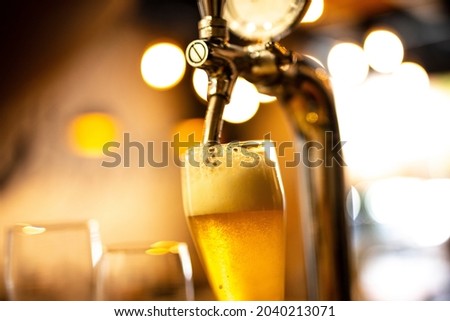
left=182, top=141, right=286, bottom=300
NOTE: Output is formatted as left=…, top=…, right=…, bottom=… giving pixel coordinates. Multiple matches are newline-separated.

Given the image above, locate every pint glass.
left=181, top=141, right=286, bottom=300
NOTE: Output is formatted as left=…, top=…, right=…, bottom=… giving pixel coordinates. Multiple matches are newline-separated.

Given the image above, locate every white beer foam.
left=182, top=143, right=284, bottom=216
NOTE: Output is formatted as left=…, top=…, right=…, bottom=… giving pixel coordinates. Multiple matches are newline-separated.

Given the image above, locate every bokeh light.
left=327, top=42, right=369, bottom=86
left=333, top=61, right=439, bottom=179
left=192, top=68, right=208, bottom=101
left=361, top=250, right=449, bottom=300
left=67, top=112, right=119, bottom=158
left=302, top=0, right=324, bottom=24
left=392, top=62, right=430, bottom=94
left=141, top=42, right=186, bottom=90
left=364, top=29, right=404, bottom=73
left=365, top=177, right=421, bottom=226
left=365, top=177, right=450, bottom=247
left=192, top=69, right=260, bottom=124
left=223, top=78, right=260, bottom=124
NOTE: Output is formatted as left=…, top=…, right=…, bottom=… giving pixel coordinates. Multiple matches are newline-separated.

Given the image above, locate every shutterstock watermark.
left=101, top=132, right=347, bottom=168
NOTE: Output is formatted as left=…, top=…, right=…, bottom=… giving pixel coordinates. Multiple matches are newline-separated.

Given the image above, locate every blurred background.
left=0, top=0, right=449, bottom=300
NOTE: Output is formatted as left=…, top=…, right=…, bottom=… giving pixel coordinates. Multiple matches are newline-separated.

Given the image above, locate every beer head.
left=181, top=141, right=285, bottom=216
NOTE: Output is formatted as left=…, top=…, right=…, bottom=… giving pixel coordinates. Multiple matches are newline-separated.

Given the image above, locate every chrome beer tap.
left=186, top=0, right=352, bottom=300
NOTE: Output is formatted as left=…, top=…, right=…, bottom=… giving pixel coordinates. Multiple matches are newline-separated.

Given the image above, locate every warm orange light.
left=302, top=0, right=324, bottom=24
left=172, top=118, right=204, bottom=155
left=146, top=241, right=182, bottom=255
left=68, top=112, right=119, bottom=158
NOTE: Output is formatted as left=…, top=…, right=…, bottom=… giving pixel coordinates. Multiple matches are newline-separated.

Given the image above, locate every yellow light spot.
left=68, top=112, right=119, bottom=158
left=141, top=42, right=186, bottom=90
left=302, top=0, right=324, bottom=24
left=364, top=29, right=404, bottom=73
left=146, top=241, right=181, bottom=255
left=306, top=112, right=319, bottom=123
left=22, top=225, right=46, bottom=235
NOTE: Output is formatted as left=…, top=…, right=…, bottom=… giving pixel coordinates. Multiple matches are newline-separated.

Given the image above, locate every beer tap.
left=185, top=0, right=237, bottom=145
left=186, top=0, right=353, bottom=300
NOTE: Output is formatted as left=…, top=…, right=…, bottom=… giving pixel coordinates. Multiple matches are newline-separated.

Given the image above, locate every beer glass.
left=181, top=140, right=286, bottom=300
left=4, top=220, right=102, bottom=300
left=96, top=241, right=194, bottom=301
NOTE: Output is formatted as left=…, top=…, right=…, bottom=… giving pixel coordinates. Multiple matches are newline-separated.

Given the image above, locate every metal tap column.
left=190, top=0, right=236, bottom=145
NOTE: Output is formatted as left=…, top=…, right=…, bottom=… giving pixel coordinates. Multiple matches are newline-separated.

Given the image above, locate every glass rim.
left=7, top=220, right=100, bottom=234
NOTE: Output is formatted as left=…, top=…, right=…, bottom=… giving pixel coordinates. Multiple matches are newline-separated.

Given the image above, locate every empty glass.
left=4, top=220, right=103, bottom=300
left=96, top=241, right=194, bottom=300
